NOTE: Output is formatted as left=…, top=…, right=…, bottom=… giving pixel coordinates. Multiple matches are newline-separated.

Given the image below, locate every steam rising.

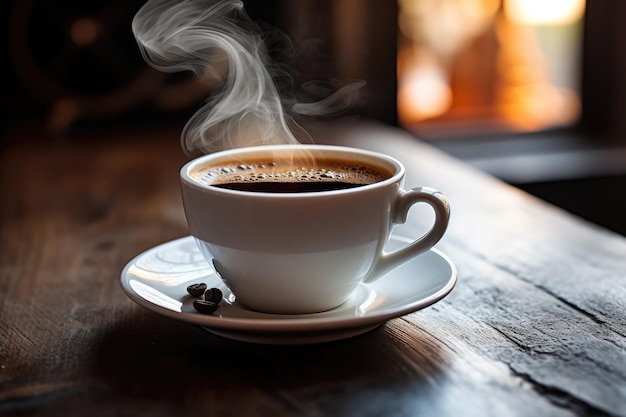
left=132, top=0, right=364, bottom=156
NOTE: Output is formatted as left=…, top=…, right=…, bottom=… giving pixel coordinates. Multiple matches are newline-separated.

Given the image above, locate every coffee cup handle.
left=364, top=187, right=450, bottom=283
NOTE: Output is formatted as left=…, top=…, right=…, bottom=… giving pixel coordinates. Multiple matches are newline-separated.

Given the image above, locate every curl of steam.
left=132, top=0, right=365, bottom=156
left=132, top=0, right=294, bottom=155
left=292, top=80, right=367, bottom=116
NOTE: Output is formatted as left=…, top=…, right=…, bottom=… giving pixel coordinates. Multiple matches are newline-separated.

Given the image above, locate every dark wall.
left=4, top=0, right=397, bottom=139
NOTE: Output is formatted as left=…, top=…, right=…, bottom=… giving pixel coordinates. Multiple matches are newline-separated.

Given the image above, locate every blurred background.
left=3, top=0, right=626, bottom=235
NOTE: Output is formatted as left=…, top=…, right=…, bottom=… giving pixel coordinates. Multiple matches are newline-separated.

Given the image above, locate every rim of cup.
left=180, top=144, right=405, bottom=197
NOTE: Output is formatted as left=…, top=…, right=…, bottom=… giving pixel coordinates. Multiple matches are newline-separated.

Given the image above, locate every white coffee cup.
left=180, top=144, right=450, bottom=314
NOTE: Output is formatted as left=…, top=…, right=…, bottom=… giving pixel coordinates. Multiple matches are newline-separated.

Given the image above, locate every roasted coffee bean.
left=204, top=287, right=223, bottom=304
left=187, top=283, right=207, bottom=297
left=193, top=300, right=219, bottom=314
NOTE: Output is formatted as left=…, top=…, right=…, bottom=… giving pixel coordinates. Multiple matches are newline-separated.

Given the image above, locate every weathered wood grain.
left=324, top=123, right=626, bottom=416
left=1, top=123, right=624, bottom=417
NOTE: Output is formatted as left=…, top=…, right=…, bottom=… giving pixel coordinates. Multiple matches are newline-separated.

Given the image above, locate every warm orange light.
left=397, top=0, right=584, bottom=135
left=398, top=65, right=452, bottom=122
left=505, top=0, right=585, bottom=25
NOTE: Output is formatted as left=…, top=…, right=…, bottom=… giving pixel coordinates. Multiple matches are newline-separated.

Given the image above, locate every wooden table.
left=1, top=122, right=625, bottom=416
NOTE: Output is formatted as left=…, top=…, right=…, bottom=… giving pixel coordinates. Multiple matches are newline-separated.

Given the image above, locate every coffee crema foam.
left=192, top=158, right=393, bottom=187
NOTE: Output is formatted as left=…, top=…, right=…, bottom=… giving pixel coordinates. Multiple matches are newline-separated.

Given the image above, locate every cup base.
left=238, top=304, right=346, bottom=315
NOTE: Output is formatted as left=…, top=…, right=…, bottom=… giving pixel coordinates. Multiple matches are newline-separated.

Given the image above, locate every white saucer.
left=120, top=235, right=457, bottom=344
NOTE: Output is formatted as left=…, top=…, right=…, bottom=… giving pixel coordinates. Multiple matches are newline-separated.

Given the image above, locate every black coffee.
left=192, top=157, right=393, bottom=193
left=214, top=180, right=363, bottom=193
